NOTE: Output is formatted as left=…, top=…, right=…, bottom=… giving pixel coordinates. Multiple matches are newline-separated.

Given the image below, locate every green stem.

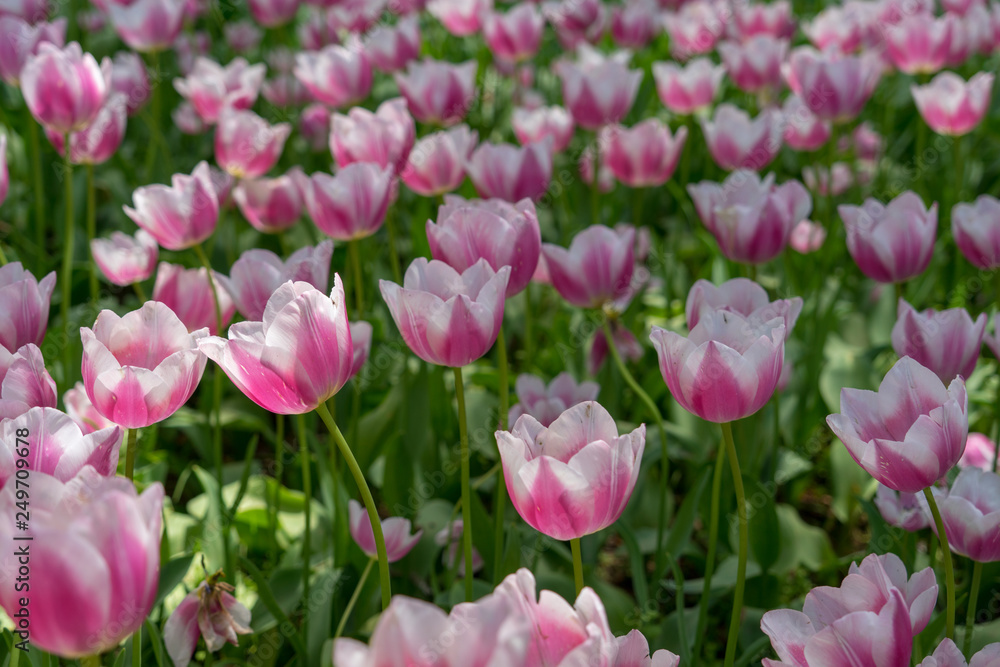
left=212, top=366, right=231, bottom=575
left=333, top=558, right=375, bottom=639
left=591, top=138, right=601, bottom=226
left=28, top=119, right=46, bottom=263
left=923, top=487, right=956, bottom=639
left=494, top=327, right=509, bottom=583
left=895, top=281, right=905, bottom=305
left=692, top=442, right=727, bottom=662
left=296, top=413, right=312, bottom=641
left=60, top=139, right=74, bottom=386
left=80, top=656, right=99, bottom=667
left=954, top=135, right=965, bottom=207
left=270, top=414, right=285, bottom=565
left=0, top=244, right=7, bottom=265
left=133, top=281, right=147, bottom=303
left=680, top=116, right=693, bottom=188
left=86, top=164, right=98, bottom=303
left=314, top=401, right=391, bottom=609
left=453, top=365, right=475, bottom=601
left=132, top=627, right=140, bottom=667
left=193, top=244, right=223, bottom=335
left=721, top=421, right=747, bottom=667
left=349, top=240, right=364, bottom=318
left=570, top=537, right=584, bottom=596
left=825, top=126, right=839, bottom=229
left=965, top=560, right=983, bottom=658
left=385, top=208, right=402, bottom=285
left=633, top=187, right=646, bottom=226
left=124, top=427, right=139, bottom=481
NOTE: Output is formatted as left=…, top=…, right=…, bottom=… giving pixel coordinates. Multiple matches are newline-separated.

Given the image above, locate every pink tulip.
left=827, top=356, right=968, bottom=493
left=466, top=140, right=553, bottom=203
left=294, top=42, right=373, bottom=109
left=394, top=59, right=477, bottom=126
left=959, top=432, right=996, bottom=471
left=0, top=469, right=163, bottom=657
left=732, top=1, right=794, bottom=40
left=163, top=573, right=251, bottom=667
left=652, top=57, right=725, bottom=115
left=110, top=51, right=149, bottom=116
left=173, top=57, right=265, bottom=125
left=892, top=299, right=985, bottom=383
left=0, top=406, right=119, bottom=486
left=232, top=169, right=305, bottom=233
left=912, top=71, right=994, bottom=136
left=296, top=9, right=332, bottom=51
left=152, top=263, right=235, bottom=335
left=326, top=0, right=387, bottom=33
left=601, top=120, right=687, bottom=188
left=928, top=467, right=1000, bottom=562
left=400, top=125, right=478, bottom=196
left=782, top=95, right=831, bottom=151
left=839, top=192, right=938, bottom=284
left=47, top=92, right=127, bottom=165
left=785, top=46, right=882, bottom=123
left=512, top=105, right=575, bottom=153
left=701, top=105, right=782, bottom=171
left=348, top=320, right=371, bottom=380
left=802, top=5, right=866, bottom=52
left=333, top=590, right=528, bottom=666
left=304, top=163, right=393, bottom=241
left=364, top=16, right=421, bottom=72
left=589, top=322, right=643, bottom=375
left=331, top=97, right=415, bottom=173
left=435, top=519, right=484, bottom=575
left=542, top=225, right=634, bottom=309
left=107, top=0, right=185, bottom=52
left=22, top=42, right=109, bottom=134
left=610, top=0, right=658, bottom=48
left=428, top=196, right=541, bottom=296
left=199, top=278, right=353, bottom=414
left=173, top=102, right=207, bottom=135
left=348, top=499, right=422, bottom=562
left=542, top=0, right=606, bottom=49
left=0, top=344, right=56, bottom=420
left=63, top=381, right=115, bottom=434
left=380, top=258, right=510, bottom=368
left=662, top=1, right=726, bottom=58
left=0, top=17, right=65, bottom=85
left=81, top=301, right=209, bottom=428
left=124, top=161, right=219, bottom=251
left=688, top=171, right=811, bottom=264
left=556, top=45, right=642, bottom=130
left=788, top=219, right=827, bottom=254
left=0, top=0, right=48, bottom=23
left=223, top=20, right=262, bottom=53
left=0, top=135, right=6, bottom=206
left=886, top=13, right=955, bottom=74
left=719, top=36, right=788, bottom=94
left=579, top=144, right=615, bottom=193
left=218, top=241, right=332, bottom=321
left=0, top=262, right=55, bottom=353
left=851, top=121, right=883, bottom=160
left=918, top=639, right=1000, bottom=667
left=214, top=108, right=291, bottom=179
left=484, top=3, right=544, bottom=63
left=174, top=30, right=211, bottom=76
left=427, top=0, right=491, bottom=36
left=508, top=372, right=599, bottom=428
left=299, top=103, right=330, bottom=151
left=802, top=163, right=853, bottom=197
left=685, top=278, right=802, bottom=338
left=875, top=484, right=931, bottom=531
left=91, top=229, right=158, bottom=287
left=248, top=0, right=299, bottom=26
left=496, top=401, right=644, bottom=541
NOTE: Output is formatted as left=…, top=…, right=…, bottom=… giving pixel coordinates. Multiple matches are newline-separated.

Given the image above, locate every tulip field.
left=3, top=0, right=1000, bottom=663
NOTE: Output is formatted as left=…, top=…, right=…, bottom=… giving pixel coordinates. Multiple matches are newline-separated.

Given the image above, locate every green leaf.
left=191, top=466, right=227, bottom=572
left=747, top=478, right=781, bottom=574
left=307, top=569, right=340, bottom=666
left=241, top=556, right=308, bottom=660
left=616, top=522, right=649, bottom=610
left=154, top=553, right=194, bottom=608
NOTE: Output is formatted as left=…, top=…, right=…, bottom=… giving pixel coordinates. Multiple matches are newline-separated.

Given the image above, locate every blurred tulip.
left=173, top=102, right=207, bottom=135
left=802, top=163, right=853, bottom=196
left=508, top=373, right=600, bottom=427
left=719, top=36, right=788, bottom=94
left=299, top=103, right=330, bottom=151
left=542, top=225, right=634, bottom=309
left=701, top=105, right=782, bottom=171
left=0, top=0, right=48, bottom=22
left=886, top=13, right=955, bottom=74
left=589, top=322, right=643, bottom=375
left=928, top=467, right=1000, bottom=562
left=63, top=381, right=116, bottom=434
left=651, top=57, right=725, bottom=114
left=788, top=219, right=827, bottom=254
left=802, top=5, right=865, bottom=52
left=81, top=301, right=209, bottom=428
left=331, top=97, right=415, bottom=173
left=602, top=120, right=687, bottom=187
left=110, top=52, right=149, bottom=116
left=918, top=639, right=1000, bottom=667
left=556, top=45, right=642, bottom=130
left=428, top=196, right=541, bottom=296
left=839, top=192, right=938, bottom=284
left=294, top=42, right=373, bottom=109
left=348, top=499, right=422, bottom=562
left=395, top=59, right=477, bottom=126
left=232, top=169, right=306, bottom=234
left=851, top=122, right=884, bottom=160
left=248, top=0, right=299, bottom=26
left=782, top=95, right=831, bottom=150
left=512, top=106, right=575, bottom=153
left=164, top=572, right=252, bottom=667
left=484, top=4, right=545, bottom=63
left=176, top=59, right=266, bottom=125
left=0, top=345, right=56, bottom=420
left=199, top=278, right=353, bottom=414
left=0, top=469, right=163, bottom=657
left=732, top=1, right=794, bottom=40
left=0, top=17, right=65, bottom=85
left=579, top=144, right=615, bottom=193
left=0, top=135, right=6, bottom=206
left=174, top=30, right=211, bottom=75
left=610, top=0, right=658, bottom=48
left=348, top=320, right=371, bottom=379
left=875, top=484, right=931, bottom=531
left=364, top=16, right=421, bottom=72
left=47, top=93, right=127, bottom=165
left=466, top=140, right=553, bottom=202
left=542, top=0, right=606, bottom=49
left=400, top=125, right=478, bottom=196
left=892, top=299, right=985, bottom=383
left=304, top=163, right=393, bottom=241
left=106, top=0, right=186, bottom=52
left=497, top=401, right=644, bottom=540
left=152, top=263, right=235, bottom=335
left=380, top=258, right=510, bottom=368
left=685, top=278, right=803, bottom=336
left=214, top=108, right=291, bottom=179
left=959, top=432, right=996, bottom=471
left=224, top=20, right=262, bottom=53
left=91, top=229, right=158, bottom=287
left=22, top=42, right=109, bottom=134
left=0, top=262, right=55, bottom=353
left=326, top=0, right=387, bottom=33
left=218, top=241, right=332, bottom=321
left=827, top=356, right=968, bottom=493
left=435, top=519, right=484, bottom=575
left=785, top=46, right=882, bottom=123
left=912, top=71, right=994, bottom=136
left=427, top=0, right=491, bottom=35
left=124, top=161, right=219, bottom=251
left=662, top=0, right=725, bottom=58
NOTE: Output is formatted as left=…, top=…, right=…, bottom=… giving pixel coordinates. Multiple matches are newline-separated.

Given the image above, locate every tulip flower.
left=380, top=258, right=510, bottom=368
left=199, top=278, right=353, bottom=414
left=589, top=323, right=643, bottom=375
left=543, top=0, right=606, bottom=49
left=512, top=106, right=575, bottom=153
left=466, top=140, right=553, bottom=203
left=952, top=195, right=1000, bottom=269
left=326, top=0, right=387, bottom=33
left=601, top=120, right=688, bottom=188
left=788, top=220, right=827, bottom=254
left=662, top=1, right=726, bottom=58
left=427, top=0, right=491, bottom=35
left=173, top=57, right=266, bottom=125
left=217, top=241, right=332, bottom=321
left=364, top=16, right=421, bottom=72
left=802, top=163, right=853, bottom=197
left=63, top=381, right=115, bottom=434
left=886, top=14, right=955, bottom=74
left=652, top=58, right=725, bottom=115
left=348, top=320, right=372, bottom=380
left=912, top=71, right=994, bottom=136
left=959, top=432, right=996, bottom=471
left=839, top=192, right=938, bottom=284
left=875, top=485, right=932, bottom=531
left=232, top=168, right=306, bottom=234
left=483, top=3, right=545, bottom=63
left=610, top=0, right=658, bottom=48
left=781, top=96, right=831, bottom=151
left=304, top=163, right=394, bottom=241
left=0, top=135, right=6, bottom=208
left=919, top=639, right=1000, bottom=667
left=163, top=571, right=252, bottom=667
left=732, top=1, right=794, bottom=40
left=718, top=36, right=788, bottom=94
left=248, top=0, right=298, bottom=27
left=348, top=499, right=422, bottom=562
left=0, top=262, right=55, bottom=353
left=21, top=42, right=109, bottom=134
left=0, top=344, right=56, bottom=420
left=701, top=105, right=783, bottom=171
left=299, top=103, right=330, bottom=152
left=688, top=171, right=812, bottom=264
left=81, top=301, right=209, bottom=429
left=685, top=278, right=803, bottom=338
left=110, top=51, right=149, bottom=116
left=152, top=263, right=234, bottom=335
left=427, top=196, right=541, bottom=296
left=214, top=108, right=291, bottom=179
left=556, top=46, right=642, bottom=130
left=106, top=0, right=186, bottom=52
left=400, top=125, right=478, bottom=197
left=174, top=31, right=211, bottom=76
left=331, top=97, right=415, bottom=173
left=785, top=46, right=882, bottom=123
left=90, top=229, right=158, bottom=288
left=927, top=467, right=1000, bottom=562
left=294, top=43, right=373, bottom=109
left=46, top=92, right=127, bottom=165
left=434, top=519, right=484, bottom=575
left=0, top=17, right=65, bottom=85
left=124, top=161, right=219, bottom=251
left=802, top=5, right=866, bottom=52
left=579, top=146, right=615, bottom=193
left=542, top=225, right=635, bottom=309
left=222, top=20, right=262, bottom=54
left=891, top=299, right=985, bottom=383
left=827, top=356, right=968, bottom=493
left=394, top=59, right=477, bottom=126
left=173, top=103, right=207, bottom=135
left=508, top=372, right=600, bottom=428
left=0, top=469, right=164, bottom=657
